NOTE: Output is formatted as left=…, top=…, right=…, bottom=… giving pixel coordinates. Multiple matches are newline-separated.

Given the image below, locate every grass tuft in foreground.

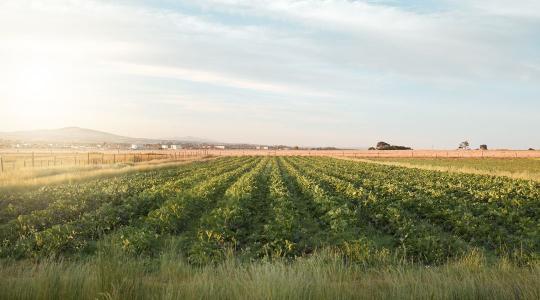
left=0, top=247, right=539, bottom=300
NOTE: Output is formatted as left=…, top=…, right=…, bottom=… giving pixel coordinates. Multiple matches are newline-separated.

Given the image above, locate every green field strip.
left=318, top=157, right=540, bottom=254
left=0, top=157, right=257, bottom=258
left=361, top=157, right=540, bottom=181
left=287, top=157, right=404, bottom=247
left=281, top=157, right=402, bottom=264
left=344, top=158, right=540, bottom=215
left=143, top=157, right=261, bottom=233
left=276, top=157, right=331, bottom=254
left=291, top=156, right=475, bottom=263
left=256, top=158, right=313, bottom=258
left=288, top=157, right=397, bottom=247
left=0, top=156, right=537, bottom=267
left=184, top=157, right=273, bottom=262
left=132, top=157, right=263, bottom=248
left=95, top=156, right=263, bottom=258
left=0, top=157, right=240, bottom=224
left=1, top=157, right=248, bottom=232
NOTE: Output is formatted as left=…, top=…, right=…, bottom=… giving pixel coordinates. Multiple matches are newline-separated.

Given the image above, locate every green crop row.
left=0, top=156, right=538, bottom=266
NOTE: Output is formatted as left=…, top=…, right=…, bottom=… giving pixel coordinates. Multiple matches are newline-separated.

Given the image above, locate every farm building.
left=144, top=144, right=163, bottom=150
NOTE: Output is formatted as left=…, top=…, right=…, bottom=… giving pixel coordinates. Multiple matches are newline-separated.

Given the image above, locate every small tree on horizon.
left=479, top=144, right=488, bottom=150
left=458, top=141, right=470, bottom=150
left=376, top=141, right=391, bottom=150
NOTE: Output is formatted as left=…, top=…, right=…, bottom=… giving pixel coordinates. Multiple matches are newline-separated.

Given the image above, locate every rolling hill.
left=0, top=127, right=213, bottom=144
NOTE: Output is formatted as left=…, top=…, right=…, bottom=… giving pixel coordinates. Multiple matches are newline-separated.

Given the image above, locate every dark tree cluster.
left=371, top=141, right=412, bottom=150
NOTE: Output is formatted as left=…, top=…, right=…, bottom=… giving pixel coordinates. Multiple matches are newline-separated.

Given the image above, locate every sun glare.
left=5, top=55, right=74, bottom=120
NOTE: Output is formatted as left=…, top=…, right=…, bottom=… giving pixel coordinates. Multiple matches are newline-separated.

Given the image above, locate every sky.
left=0, top=0, right=539, bottom=149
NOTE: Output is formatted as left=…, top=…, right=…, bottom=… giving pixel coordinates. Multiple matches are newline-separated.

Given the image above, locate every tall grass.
left=344, top=157, right=540, bottom=182
left=0, top=157, right=211, bottom=191
left=1, top=247, right=538, bottom=300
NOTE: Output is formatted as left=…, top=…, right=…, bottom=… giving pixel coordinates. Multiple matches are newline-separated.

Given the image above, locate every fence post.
left=87, top=153, right=90, bottom=165
left=113, top=154, right=116, bottom=164
left=32, top=152, right=35, bottom=168
left=0, top=156, right=3, bottom=173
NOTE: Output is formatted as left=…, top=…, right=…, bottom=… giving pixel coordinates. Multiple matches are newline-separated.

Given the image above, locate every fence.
left=0, top=150, right=210, bottom=173
left=1, top=149, right=539, bottom=173
left=204, top=149, right=540, bottom=158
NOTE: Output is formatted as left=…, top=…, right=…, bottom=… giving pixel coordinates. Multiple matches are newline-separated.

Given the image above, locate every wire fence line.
left=206, top=149, right=540, bottom=158
left=0, top=149, right=539, bottom=173
left=0, top=150, right=210, bottom=173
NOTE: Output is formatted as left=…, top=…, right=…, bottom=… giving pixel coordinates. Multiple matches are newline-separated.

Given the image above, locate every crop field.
left=358, top=157, right=540, bottom=182
left=371, top=157, right=540, bottom=174
left=1, top=156, right=539, bottom=299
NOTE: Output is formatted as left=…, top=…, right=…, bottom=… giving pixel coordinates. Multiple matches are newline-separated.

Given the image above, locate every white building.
left=131, top=144, right=143, bottom=150
left=215, top=145, right=226, bottom=149
left=171, top=145, right=181, bottom=150
left=161, top=145, right=169, bottom=149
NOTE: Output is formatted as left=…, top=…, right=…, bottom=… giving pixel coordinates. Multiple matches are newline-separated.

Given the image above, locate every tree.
left=458, top=141, right=470, bottom=150
left=375, top=141, right=412, bottom=150
left=368, top=147, right=376, bottom=150
left=376, top=141, right=391, bottom=150
left=479, top=144, right=488, bottom=150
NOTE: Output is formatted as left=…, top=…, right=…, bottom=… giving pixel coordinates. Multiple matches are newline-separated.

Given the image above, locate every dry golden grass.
left=0, top=150, right=206, bottom=172
left=341, top=157, right=540, bottom=182
left=0, top=157, right=212, bottom=189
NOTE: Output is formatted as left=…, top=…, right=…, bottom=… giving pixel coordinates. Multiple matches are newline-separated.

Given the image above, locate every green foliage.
left=0, top=156, right=538, bottom=266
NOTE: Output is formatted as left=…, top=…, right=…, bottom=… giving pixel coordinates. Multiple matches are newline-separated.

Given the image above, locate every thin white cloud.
left=460, top=0, right=540, bottom=18
left=107, top=62, right=331, bottom=97
left=178, top=0, right=539, bottom=83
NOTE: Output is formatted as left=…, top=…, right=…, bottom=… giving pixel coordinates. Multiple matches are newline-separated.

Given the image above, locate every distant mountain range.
left=0, top=127, right=217, bottom=145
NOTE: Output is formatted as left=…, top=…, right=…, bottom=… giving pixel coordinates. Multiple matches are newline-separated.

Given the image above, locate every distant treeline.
left=369, top=141, right=412, bottom=151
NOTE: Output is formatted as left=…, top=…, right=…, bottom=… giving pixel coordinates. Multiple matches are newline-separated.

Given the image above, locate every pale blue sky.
left=1, top=0, right=539, bottom=148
